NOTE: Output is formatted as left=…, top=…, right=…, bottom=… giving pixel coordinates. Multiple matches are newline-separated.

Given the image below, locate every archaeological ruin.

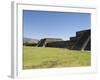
left=37, top=29, right=91, bottom=51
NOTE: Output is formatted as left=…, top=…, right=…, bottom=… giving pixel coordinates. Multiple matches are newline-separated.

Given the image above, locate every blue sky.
left=23, top=10, right=91, bottom=40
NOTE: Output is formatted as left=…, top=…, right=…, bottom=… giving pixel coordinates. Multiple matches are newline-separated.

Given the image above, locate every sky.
left=23, top=10, right=91, bottom=40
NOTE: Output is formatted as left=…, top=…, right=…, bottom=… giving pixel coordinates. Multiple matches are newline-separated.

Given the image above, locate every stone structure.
left=69, top=29, right=91, bottom=50
left=37, top=38, right=63, bottom=47
left=37, top=29, right=91, bottom=51
left=45, top=41, right=67, bottom=48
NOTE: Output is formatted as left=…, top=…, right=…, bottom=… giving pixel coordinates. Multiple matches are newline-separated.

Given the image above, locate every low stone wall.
left=45, top=41, right=67, bottom=48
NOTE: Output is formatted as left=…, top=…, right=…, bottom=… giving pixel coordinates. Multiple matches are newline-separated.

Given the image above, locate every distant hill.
left=23, top=38, right=39, bottom=44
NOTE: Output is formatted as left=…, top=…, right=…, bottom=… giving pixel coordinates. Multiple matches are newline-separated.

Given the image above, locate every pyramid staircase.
left=66, top=29, right=91, bottom=50
left=37, top=39, right=46, bottom=47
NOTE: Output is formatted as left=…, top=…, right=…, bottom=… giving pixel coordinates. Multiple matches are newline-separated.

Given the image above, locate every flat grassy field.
left=23, top=46, right=91, bottom=69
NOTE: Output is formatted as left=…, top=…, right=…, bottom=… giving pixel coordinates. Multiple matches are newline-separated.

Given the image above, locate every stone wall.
left=45, top=41, right=67, bottom=48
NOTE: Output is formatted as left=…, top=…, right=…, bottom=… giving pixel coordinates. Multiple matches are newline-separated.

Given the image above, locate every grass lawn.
left=23, top=46, right=91, bottom=69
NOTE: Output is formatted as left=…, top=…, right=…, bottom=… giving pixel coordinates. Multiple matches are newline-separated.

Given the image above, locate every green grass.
left=23, top=46, right=91, bottom=69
